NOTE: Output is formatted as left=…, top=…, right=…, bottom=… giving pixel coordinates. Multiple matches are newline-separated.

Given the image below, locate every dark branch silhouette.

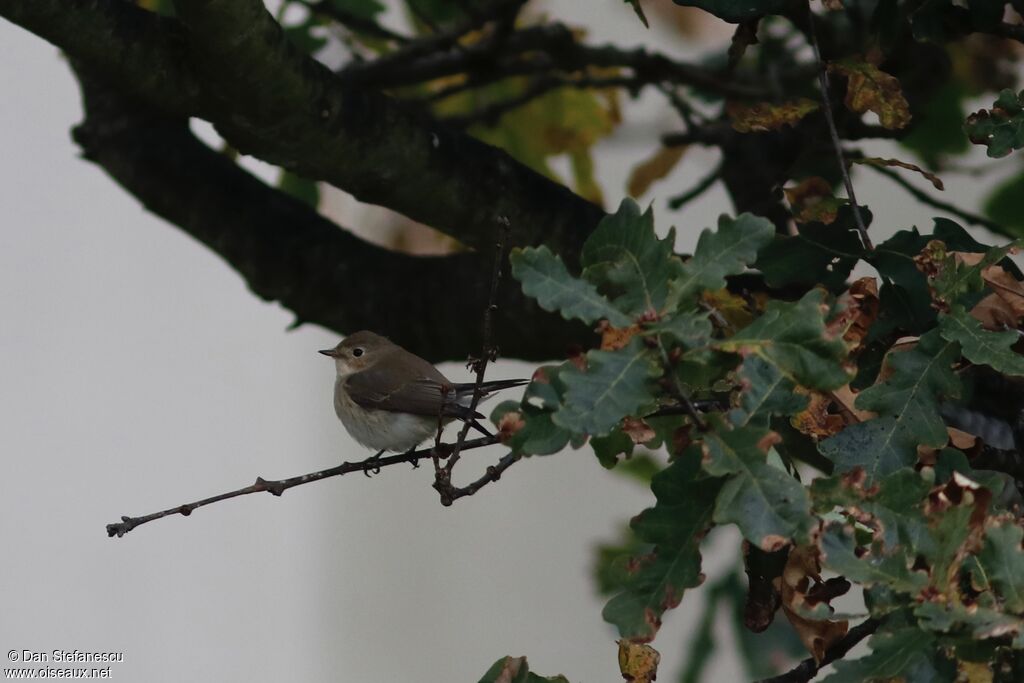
left=106, top=435, right=502, bottom=538
left=754, top=618, right=882, bottom=683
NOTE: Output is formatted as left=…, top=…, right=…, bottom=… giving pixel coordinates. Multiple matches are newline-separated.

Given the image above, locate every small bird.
left=320, top=331, right=527, bottom=455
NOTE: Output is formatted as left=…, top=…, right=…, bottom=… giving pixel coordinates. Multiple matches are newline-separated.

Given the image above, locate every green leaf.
left=702, top=423, right=813, bottom=549
left=669, top=213, right=775, bottom=307
left=820, top=524, right=928, bottom=594
left=821, top=329, right=960, bottom=483
left=478, top=656, right=571, bottom=683
left=756, top=208, right=867, bottom=290
left=929, top=240, right=1019, bottom=307
left=591, top=428, right=635, bottom=469
left=581, top=199, right=684, bottom=316
left=515, top=412, right=571, bottom=455
left=966, top=89, right=1024, bottom=158
left=983, top=169, right=1024, bottom=239
left=553, top=338, right=660, bottom=436
left=900, top=83, right=969, bottom=168
left=979, top=521, right=1024, bottom=614
left=811, top=468, right=931, bottom=552
left=714, top=289, right=851, bottom=390
left=938, top=307, right=1024, bottom=376
left=915, top=601, right=1024, bottom=647
left=510, top=246, right=632, bottom=327
left=602, top=452, right=723, bottom=639
left=671, top=0, right=790, bottom=23
left=645, top=310, right=713, bottom=349
left=728, top=356, right=807, bottom=428
left=822, top=627, right=945, bottom=683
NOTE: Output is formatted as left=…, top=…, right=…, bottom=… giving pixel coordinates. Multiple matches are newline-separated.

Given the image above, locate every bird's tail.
left=453, top=378, right=530, bottom=397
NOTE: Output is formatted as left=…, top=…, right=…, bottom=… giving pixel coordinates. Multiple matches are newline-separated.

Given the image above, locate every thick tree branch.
left=0, top=0, right=604, bottom=258
left=341, top=22, right=766, bottom=99
left=70, top=66, right=590, bottom=361
left=0, top=0, right=201, bottom=115
left=168, top=0, right=603, bottom=256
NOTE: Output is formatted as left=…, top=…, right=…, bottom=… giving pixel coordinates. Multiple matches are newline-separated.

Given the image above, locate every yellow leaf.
left=627, top=146, right=687, bottom=198
left=442, top=78, right=619, bottom=204
left=617, top=640, right=659, bottom=683
left=727, top=98, right=820, bottom=133
left=829, top=58, right=912, bottom=130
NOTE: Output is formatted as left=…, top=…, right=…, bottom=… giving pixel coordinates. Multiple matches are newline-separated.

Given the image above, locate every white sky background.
left=0, top=1, right=1011, bottom=682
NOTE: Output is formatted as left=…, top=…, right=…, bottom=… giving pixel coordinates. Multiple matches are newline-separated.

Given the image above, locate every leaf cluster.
left=495, top=197, right=1024, bottom=680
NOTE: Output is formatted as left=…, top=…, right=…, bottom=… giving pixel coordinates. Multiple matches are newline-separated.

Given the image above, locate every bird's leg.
left=362, top=449, right=385, bottom=477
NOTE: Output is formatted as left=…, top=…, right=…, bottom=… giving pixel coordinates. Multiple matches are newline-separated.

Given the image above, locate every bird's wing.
left=345, top=361, right=477, bottom=419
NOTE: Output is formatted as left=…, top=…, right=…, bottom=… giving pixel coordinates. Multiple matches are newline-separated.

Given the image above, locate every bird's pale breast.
left=333, top=377, right=436, bottom=451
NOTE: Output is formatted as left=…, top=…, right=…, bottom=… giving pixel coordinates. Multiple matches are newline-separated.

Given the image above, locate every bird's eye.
left=352, top=348, right=364, bottom=358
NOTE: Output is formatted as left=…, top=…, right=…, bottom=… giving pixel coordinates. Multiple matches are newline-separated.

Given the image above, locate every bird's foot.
left=362, top=450, right=385, bottom=477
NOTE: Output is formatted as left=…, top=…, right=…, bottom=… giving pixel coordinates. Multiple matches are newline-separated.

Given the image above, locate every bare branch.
left=434, top=218, right=514, bottom=505
left=861, top=163, right=1005, bottom=234
left=754, top=617, right=882, bottom=683
left=298, top=0, right=410, bottom=43
left=105, top=436, right=500, bottom=538
left=803, top=1, right=872, bottom=251
left=668, top=161, right=724, bottom=211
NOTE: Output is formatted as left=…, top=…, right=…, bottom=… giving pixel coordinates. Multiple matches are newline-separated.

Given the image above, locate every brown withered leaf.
left=617, top=640, right=660, bottom=683
left=600, top=322, right=644, bottom=351
left=627, top=145, right=686, bottom=198
left=958, top=661, right=994, bottom=683
left=913, top=240, right=948, bottom=282
left=971, top=293, right=1020, bottom=330
left=830, top=385, right=876, bottom=423
left=775, top=545, right=850, bottom=663
left=622, top=416, right=656, bottom=445
left=727, top=98, right=819, bottom=133
left=970, top=260, right=1024, bottom=329
left=828, top=58, right=911, bottom=130
left=918, top=427, right=981, bottom=466
left=784, top=177, right=845, bottom=225
left=497, top=411, right=525, bottom=443
left=791, top=390, right=845, bottom=439
left=948, top=427, right=980, bottom=455
left=850, top=157, right=944, bottom=191
left=827, top=277, right=880, bottom=356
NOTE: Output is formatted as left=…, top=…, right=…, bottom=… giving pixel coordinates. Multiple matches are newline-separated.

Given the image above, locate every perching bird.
left=320, top=331, right=527, bottom=455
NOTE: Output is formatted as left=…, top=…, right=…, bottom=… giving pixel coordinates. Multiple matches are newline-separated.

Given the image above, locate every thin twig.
left=668, top=161, right=723, bottom=210
left=339, top=0, right=528, bottom=83
left=863, top=163, right=1005, bottom=233
left=105, top=435, right=500, bottom=538
left=655, top=337, right=709, bottom=431
left=804, top=1, right=872, bottom=250
left=298, top=0, right=410, bottom=43
left=433, top=217, right=513, bottom=505
left=755, top=617, right=881, bottom=683
left=441, top=74, right=635, bottom=127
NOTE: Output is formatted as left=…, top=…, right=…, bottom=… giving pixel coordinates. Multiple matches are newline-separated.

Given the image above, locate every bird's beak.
left=319, top=349, right=338, bottom=357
